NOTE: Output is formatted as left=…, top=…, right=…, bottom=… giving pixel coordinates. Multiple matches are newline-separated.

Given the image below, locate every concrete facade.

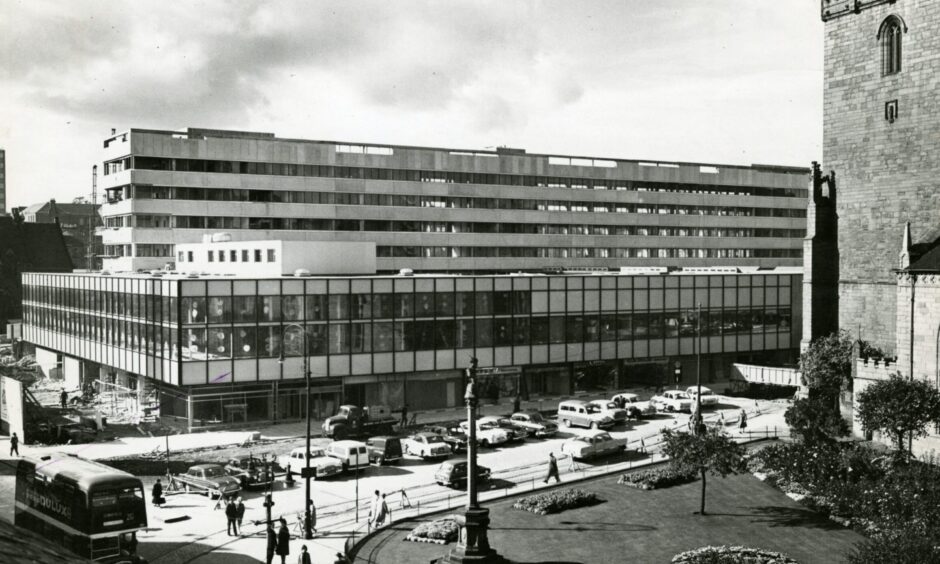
left=822, top=0, right=940, bottom=353
left=98, top=128, right=808, bottom=273
left=175, top=238, right=377, bottom=276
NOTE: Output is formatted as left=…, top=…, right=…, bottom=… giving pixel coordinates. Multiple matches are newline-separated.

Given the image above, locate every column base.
left=438, top=508, right=507, bottom=564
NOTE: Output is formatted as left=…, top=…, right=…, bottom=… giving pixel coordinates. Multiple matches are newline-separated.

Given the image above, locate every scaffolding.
left=93, top=378, right=158, bottom=425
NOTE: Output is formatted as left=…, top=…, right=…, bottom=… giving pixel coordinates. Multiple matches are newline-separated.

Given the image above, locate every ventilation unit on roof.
left=399, top=268, right=414, bottom=277
left=211, top=232, right=232, bottom=242
left=294, top=269, right=312, bottom=277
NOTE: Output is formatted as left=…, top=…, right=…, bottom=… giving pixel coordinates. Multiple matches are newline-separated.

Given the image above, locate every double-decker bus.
left=15, top=452, right=147, bottom=563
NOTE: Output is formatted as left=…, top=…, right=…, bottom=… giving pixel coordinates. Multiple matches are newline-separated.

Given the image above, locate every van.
left=326, top=440, right=370, bottom=471
left=557, top=400, right=615, bottom=430
left=365, top=436, right=403, bottom=465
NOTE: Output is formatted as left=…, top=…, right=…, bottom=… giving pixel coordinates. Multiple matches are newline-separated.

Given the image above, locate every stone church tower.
left=801, top=162, right=839, bottom=351
left=821, top=0, right=940, bottom=354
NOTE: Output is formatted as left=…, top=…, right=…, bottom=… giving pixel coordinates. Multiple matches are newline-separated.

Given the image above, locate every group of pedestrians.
left=225, top=497, right=247, bottom=536
left=368, top=489, right=390, bottom=531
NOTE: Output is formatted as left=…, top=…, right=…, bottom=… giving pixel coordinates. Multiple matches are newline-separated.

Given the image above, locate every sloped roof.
left=0, top=217, right=74, bottom=271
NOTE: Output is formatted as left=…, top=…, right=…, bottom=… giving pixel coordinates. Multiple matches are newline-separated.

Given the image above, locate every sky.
left=0, top=0, right=824, bottom=209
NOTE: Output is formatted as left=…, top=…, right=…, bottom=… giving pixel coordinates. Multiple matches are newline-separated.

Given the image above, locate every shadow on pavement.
left=751, top=505, right=848, bottom=530
left=140, top=541, right=264, bottom=564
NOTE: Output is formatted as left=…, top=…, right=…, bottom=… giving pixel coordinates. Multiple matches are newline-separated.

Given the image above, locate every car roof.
left=330, top=440, right=367, bottom=447
left=413, top=431, right=439, bottom=438
left=191, top=463, right=224, bottom=470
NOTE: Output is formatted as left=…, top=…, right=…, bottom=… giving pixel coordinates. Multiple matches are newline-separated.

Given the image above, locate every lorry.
left=174, top=463, right=242, bottom=498
left=321, top=404, right=397, bottom=439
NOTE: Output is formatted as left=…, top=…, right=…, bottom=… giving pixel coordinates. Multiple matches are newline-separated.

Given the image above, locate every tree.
left=661, top=426, right=747, bottom=515
left=856, top=374, right=940, bottom=458
left=784, top=396, right=849, bottom=444
left=799, top=331, right=855, bottom=399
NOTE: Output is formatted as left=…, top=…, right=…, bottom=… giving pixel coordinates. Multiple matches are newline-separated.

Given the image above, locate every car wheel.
left=563, top=419, right=571, bottom=428
left=480, top=439, right=489, bottom=448
left=666, top=405, right=675, bottom=413
left=342, top=462, right=349, bottom=473
left=590, top=421, right=598, bottom=430
left=184, top=484, right=191, bottom=493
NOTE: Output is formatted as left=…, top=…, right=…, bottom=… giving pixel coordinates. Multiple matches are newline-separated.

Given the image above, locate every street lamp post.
left=440, top=357, right=504, bottom=564
left=693, top=302, right=704, bottom=435
left=279, top=323, right=314, bottom=540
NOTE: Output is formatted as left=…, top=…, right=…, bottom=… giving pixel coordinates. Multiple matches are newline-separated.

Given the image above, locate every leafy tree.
left=856, top=374, right=940, bottom=458
left=784, top=396, right=849, bottom=444
left=849, top=531, right=940, bottom=564
left=799, top=331, right=855, bottom=399
left=661, top=426, right=747, bottom=515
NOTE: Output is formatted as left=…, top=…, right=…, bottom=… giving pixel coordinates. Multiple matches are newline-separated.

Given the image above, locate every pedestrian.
left=400, top=488, right=412, bottom=508
left=265, top=523, right=277, bottom=564
left=276, top=517, right=291, bottom=564
left=512, top=394, right=521, bottom=414
left=297, top=545, right=311, bottom=564
left=374, top=493, right=389, bottom=528
left=614, top=395, right=625, bottom=410
left=368, top=489, right=380, bottom=527
left=285, top=462, right=295, bottom=486
left=306, top=498, right=317, bottom=535
left=60, top=388, right=68, bottom=409
left=235, top=497, right=246, bottom=534
left=152, top=478, right=164, bottom=507
left=9, top=432, right=19, bottom=457
left=400, top=404, right=409, bottom=428
left=225, top=497, right=238, bottom=536
left=544, top=452, right=561, bottom=483
left=738, top=408, right=748, bottom=431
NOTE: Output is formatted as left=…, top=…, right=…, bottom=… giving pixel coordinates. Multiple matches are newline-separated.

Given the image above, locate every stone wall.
left=823, top=0, right=940, bottom=353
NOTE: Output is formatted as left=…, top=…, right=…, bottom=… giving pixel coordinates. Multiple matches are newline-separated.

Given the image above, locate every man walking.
left=225, top=497, right=238, bottom=536
left=152, top=478, right=164, bottom=507
left=512, top=394, right=521, bottom=414
left=276, top=517, right=291, bottom=564
left=368, top=489, right=381, bottom=531
left=400, top=404, right=409, bottom=428
left=544, top=452, right=560, bottom=483
left=738, top=408, right=748, bottom=431
left=235, top=497, right=246, bottom=535
left=9, top=432, right=19, bottom=457
left=265, top=523, right=277, bottom=564
left=60, top=388, right=68, bottom=409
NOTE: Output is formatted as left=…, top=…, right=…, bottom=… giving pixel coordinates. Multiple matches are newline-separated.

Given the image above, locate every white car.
left=276, top=447, right=343, bottom=479
left=611, top=393, right=656, bottom=419
left=402, top=432, right=453, bottom=460
left=559, top=430, right=625, bottom=461
left=685, top=386, right=720, bottom=407
left=458, top=420, right=509, bottom=447
left=477, top=416, right=526, bottom=443
left=587, top=400, right=629, bottom=425
left=651, top=390, right=694, bottom=413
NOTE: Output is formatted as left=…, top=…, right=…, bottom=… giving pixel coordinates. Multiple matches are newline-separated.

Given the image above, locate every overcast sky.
left=0, top=0, right=823, bottom=209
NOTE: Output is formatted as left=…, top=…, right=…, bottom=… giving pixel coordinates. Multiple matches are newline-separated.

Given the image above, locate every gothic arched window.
left=878, top=16, right=905, bottom=76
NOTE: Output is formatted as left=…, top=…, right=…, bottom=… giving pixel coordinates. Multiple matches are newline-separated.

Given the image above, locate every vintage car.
left=611, top=393, right=657, bottom=419
left=365, top=436, right=403, bottom=465
left=559, top=431, right=625, bottom=461
left=421, top=424, right=473, bottom=453
left=587, top=400, right=629, bottom=425
left=402, top=432, right=453, bottom=460
left=685, top=386, right=720, bottom=407
left=276, top=447, right=343, bottom=479
left=557, top=400, right=615, bottom=430
left=508, top=411, right=558, bottom=438
left=458, top=420, right=509, bottom=447
left=175, top=464, right=242, bottom=498
left=650, top=390, right=694, bottom=413
left=477, top=416, right=526, bottom=443
left=434, top=460, right=492, bottom=489
left=224, top=454, right=275, bottom=489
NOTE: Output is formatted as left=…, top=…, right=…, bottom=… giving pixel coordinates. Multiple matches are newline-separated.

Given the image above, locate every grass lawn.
left=353, top=472, right=864, bottom=564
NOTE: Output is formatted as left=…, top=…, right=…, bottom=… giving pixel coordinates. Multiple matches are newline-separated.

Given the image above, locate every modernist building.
left=21, top=200, right=102, bottom=270
left=98, top=128, right=808, bottom=273
left=22, top=239, right=801, bottom=431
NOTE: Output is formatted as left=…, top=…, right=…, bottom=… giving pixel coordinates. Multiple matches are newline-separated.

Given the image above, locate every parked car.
left=611, top=393, right=656, bottom=419
left=587, top=400, right=629, bottom=425
left=458, top=420, right=509, bottom=447
left=421, top=424, right=473, bottom=453
left=434, top=460, right=492, bottom=488
left=685, top=386, right=720, bottom=407
left=650, top=390, right=694, bottom=413
left=559, top=431, right=625, bottom=461
left=326, top=440, right=371, bottom=471
left=174, top=464, right=242, bottom=498
left=402, top=432, right=453, bottom=460
left=365, top=436, right=403, bottom=465
left=224, top=454, right=275, bottom=488
left=508, top=411, right=558, bottom=438
left=477, top=416, right=526, bottom=443
left=276, top=447, right=344, bottom=479
left=557, top=400, right=615, bottom=429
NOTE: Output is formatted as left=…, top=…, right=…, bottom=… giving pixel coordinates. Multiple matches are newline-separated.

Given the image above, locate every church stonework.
left=822, top=0, right=940, bottom=353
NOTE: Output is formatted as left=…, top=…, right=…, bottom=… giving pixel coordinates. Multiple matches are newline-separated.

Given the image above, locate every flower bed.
left=618, top=466, right=698, bottom=490
left=672, top=545, right=800, bottom=564
left=512, top=488, right=599, bottom=515
left=405, top=516, right=459, bottom=545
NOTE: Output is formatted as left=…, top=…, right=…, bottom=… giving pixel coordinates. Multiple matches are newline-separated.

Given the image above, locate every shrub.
left=672, top=545, right=799, bottom=564
left=512, top=488, right=599, bottom=515
left=849, top=531, right=940, bottom=564
left=619, top=466, right=698, bottom=490
left=405, top=516, right=459, bottom=544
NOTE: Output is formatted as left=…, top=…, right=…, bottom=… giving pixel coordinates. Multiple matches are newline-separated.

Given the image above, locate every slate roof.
left=0, top=217, right=74, bottom=272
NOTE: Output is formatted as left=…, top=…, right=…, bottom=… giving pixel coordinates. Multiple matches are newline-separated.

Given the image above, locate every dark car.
left=365, top=436, right=403, bottom=465
left=224, top=454, right=275, bottom=489
left=434, top=460, right=492, bottom=488
left=421, top=424, right=473, bottom=453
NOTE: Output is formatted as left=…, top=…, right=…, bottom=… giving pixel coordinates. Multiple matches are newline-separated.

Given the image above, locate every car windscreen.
left=203, top=467, right=224, bottom=477
left=426, top=435, right=444, bottom=443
